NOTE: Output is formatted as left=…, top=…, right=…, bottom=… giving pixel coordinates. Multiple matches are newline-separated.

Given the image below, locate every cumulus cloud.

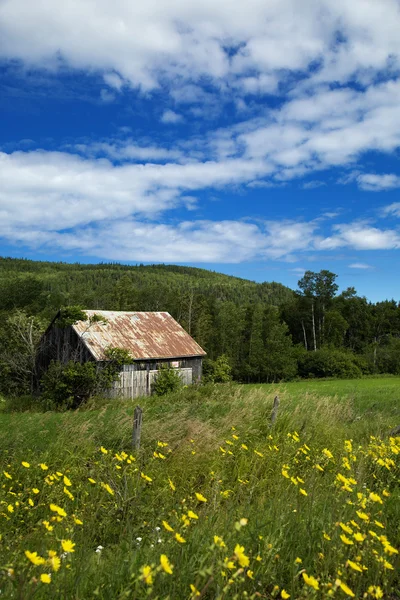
left=160, top=110, right=184, bottom=124
left=355, top=173, right=400, bottom=191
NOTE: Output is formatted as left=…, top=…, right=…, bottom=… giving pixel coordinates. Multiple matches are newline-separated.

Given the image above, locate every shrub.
left=152, top=365, right=183, bottom=396
left=297, top=348, right=362, bottom=379
left=203, top=354, right=232, bottom=383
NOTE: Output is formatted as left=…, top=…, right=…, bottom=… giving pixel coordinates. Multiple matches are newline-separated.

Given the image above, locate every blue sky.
left=1, top=0, right=400, bottom=301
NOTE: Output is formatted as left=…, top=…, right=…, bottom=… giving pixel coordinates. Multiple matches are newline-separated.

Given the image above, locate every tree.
left=297, top=270, right=338, bottom=350
left=0, top=311, right=44, bottom=395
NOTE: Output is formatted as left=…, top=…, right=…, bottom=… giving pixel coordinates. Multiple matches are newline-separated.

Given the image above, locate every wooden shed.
left=37, top=310, right=206, bottom=398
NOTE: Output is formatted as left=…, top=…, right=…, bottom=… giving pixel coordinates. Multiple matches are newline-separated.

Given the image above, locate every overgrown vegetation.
left=41, top=347, right=133, bottom=408
left=152, top=364, right=183, bottom=396
left=0, top=380, right=398, bottom=598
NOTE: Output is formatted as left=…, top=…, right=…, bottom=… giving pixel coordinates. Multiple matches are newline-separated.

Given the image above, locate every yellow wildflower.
left=369, top=492, right=383, bottom=504
left=49, top=555, right=61, bottom=572
left=322, top=448, right=333, bottom=459
left=188, top=510, right=198, bottom=520
left=356, top=510, right=369, bottom=522
left=241, top=443, right=248, bottom=450
left=88, top=478, right=96, bottom=484
left=21, top=461, right=30, bottom=468
left=40, top=574, right=51, bottom=584
left=281, top=591, right=290, bottom=599
left=234, top=544, right=250, bottom=567
left=190, top=583, right=200, bottom=597
left=383, top=559, right=394, bottom=570
left=140, top=565, right=153, bottom=585
left=7, top=504, right=14, bottom=513
left=214, top=535, right=226, bottom=547
left=162, top=520, right=174, bottom=532
left=368, top=586, right=383, bottom=599
left=347, top=560, right=362, bottom=572
left=339, top=523, right=353, bottom=535
left=74, top=517, right=83, bottom=525
left=336, top=580, right=355, bottom=597
left=28, top=498, right=34, bottom=507
left=382, top=541, right=398, bottom=555
left=42, top=520, right=53, bottom=532
left=63, top=475, right=72, bottom=487
left=61, top=540, right=75, bottom=553
left=168, top=478, right=176, bottom=491
left=353, top=532, right=366, bottom=542
left=340, top=534, right=354, bottom=545
left=302, top=573, right=319, bottom=590
left=247, top=570, right=254, bottom=579
left=25, top=551, right=46, bottom=565
left=299, top=488, right=308, bottom=496
left=100, top=446, right=108, bottom=454
left=32, top=488, right=39, bottom=494
left=40, top=464, right=48, bottom=470
left=195, top=492, right=207, bottom=503
left=141, top=472, right=152, bottom=483
left=175, top=532, right=186, bottom=543
left=254, top=450, right=264, bottom=457
left=294, top=557, right=302, bottom=564
left=3, top=471, right=12, bottom=479
left=49, top=504, right=66, bottom=517
left=160, top=554, right=173, bottom=574
left=101, top=483, right=114, bottom=495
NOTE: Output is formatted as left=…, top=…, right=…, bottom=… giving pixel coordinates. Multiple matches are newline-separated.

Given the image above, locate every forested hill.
left=0, top=258, right=292, bottom=319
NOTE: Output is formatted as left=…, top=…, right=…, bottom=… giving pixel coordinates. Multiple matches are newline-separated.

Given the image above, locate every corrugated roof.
left=72, top=311, right=206, bottom=361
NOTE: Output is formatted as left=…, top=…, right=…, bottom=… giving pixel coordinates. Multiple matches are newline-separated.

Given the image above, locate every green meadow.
left=0, top=378, right=399, bottom=599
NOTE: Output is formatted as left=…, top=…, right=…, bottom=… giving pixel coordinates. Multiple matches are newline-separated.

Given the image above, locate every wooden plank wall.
left=111, top=367, right=193, bottom=398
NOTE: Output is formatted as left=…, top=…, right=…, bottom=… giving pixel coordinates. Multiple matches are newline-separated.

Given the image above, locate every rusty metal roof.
left=72, top=311, right=206, bottom=361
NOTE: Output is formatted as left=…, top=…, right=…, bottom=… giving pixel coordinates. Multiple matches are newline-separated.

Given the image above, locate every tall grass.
left=0, top=380, right=399, bottom=599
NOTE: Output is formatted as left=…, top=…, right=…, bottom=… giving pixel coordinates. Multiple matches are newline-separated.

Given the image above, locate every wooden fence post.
left=132, top=406, right=143, bottom=450
left=270, top=395, right=280, bottom=427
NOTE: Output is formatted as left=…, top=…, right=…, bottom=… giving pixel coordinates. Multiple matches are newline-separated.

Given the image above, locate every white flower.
left=155, top=526, right=161, bottom=531
left=136, top=537, right=142, bottom=542
left=95, top=545, right=104, bottom=554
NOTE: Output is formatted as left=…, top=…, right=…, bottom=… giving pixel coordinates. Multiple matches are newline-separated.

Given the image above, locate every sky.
left=1, top=0, right=400, bottom=301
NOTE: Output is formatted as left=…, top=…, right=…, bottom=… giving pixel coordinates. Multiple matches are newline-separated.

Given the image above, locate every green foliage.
left=203, top=354, right=232, bottom=383
left=103, top=347, right=133, bottom=373
left=0, top=310, right=44, bottom=395
left=40, top=349, right=130, bottom=408
left=152, top=365, right=183, bottom=396
left=297, top=347, right=363, bottom=379
left=57, top=306, right=87, bottom=328
left=41, top=361, right=100, bottom=408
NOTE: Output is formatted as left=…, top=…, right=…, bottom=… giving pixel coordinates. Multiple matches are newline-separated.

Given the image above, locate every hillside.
left=0, top=257, right=293, bottom=319
left=0, top=379, right=399, bottom=598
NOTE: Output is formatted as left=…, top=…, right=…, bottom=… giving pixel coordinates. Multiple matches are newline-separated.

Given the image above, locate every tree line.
left=1, top=258, right=400, bottom=397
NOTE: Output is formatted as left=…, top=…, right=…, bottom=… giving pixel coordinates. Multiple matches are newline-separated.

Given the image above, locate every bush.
left=297, top=348, right=362, bottom=379
left=203, top=354, right=232, bottom=383
left=152, top=365, right=183, bottom=396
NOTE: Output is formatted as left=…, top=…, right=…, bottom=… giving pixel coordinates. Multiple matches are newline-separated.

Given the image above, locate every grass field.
left=0, top=378, right=399, bottom=599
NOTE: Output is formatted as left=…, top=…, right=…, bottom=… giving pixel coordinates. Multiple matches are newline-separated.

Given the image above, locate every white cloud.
left=1, top=0, right=400, bottom=95
left=355, top=173, right=400, bottom=191
left=99, top=89, right=116, bottom=103
left=318, top=223, right=400, bottom=251
left=349, top=263, right=374, bottom=269
left=160, top=110, right=183, bottom=124
left=383, top=203, right=400, bottom=218
left=103, top=72, right=124, bottom=90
